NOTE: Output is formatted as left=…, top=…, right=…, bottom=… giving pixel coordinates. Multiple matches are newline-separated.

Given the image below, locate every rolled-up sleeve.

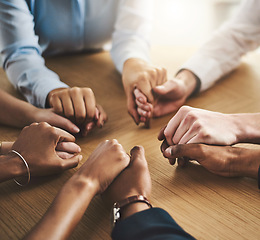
left=181, top=0, right=260, bottom=92
left=0, top=0, right=68, bottom=108
left=110, top=0, right=153, bottom=73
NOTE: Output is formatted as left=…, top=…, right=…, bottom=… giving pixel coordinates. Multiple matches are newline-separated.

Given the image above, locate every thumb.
left=61, top=154, right=82, bottom=170
left=153, top=80, right=177, bottom=96
left=49, top=112, right=80, bottom=134
left=130, top=145, right=147, bottom=167
left=163, top=144, right=204, bottom=162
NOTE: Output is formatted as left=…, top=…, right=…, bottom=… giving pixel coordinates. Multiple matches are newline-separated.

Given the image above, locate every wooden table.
left=0, top=46, right=259, bottom=240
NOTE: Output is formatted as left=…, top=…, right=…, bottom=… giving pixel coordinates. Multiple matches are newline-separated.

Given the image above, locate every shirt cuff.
left=111, top=208, right=195, bottom=240
left=181, top=54, right=223, bottom=92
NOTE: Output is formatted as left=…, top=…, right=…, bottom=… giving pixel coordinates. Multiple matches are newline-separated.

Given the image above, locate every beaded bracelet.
left=11, top=150, right=31, bottom=186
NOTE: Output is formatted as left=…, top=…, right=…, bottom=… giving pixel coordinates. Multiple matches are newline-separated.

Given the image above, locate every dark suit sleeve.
left=111, top=208, right=195, bottom=240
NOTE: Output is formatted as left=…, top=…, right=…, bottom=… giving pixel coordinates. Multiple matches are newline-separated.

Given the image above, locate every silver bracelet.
left=11, top=150, right=31, bottom=186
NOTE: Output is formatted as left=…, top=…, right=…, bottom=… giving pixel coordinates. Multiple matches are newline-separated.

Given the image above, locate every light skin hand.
left=162, top=143, right=260, bottom=178
left=122, top=58, right=167, bottom=125
left=11, top=122, right=81, bottom=177
left=162, top=106, right=241, bottom=146
left=47, top=87, right=107, bottom=136
left=102, top=145, right=152, bottom=219
left=135, top=69, right=197, bottom=123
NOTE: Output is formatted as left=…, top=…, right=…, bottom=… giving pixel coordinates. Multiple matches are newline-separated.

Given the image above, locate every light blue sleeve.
left=0, top=0, right=68, bottom=108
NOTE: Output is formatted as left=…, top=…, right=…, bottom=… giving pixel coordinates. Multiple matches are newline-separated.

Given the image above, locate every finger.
left=178, top=124, right=198, bottom=144
left=96, top=105, right=108, bottom=128
left=70, top=88, right=87, bottom=125
left=169, top=158, right=176, bottom=165
left=163, top=144, right=205, bottom=162
left=56, top=142, right=81, bottom=153
left=82, top=121, right=95, bottom=137
left=177, top=157, right=189, bottom=168
left=60, top=94, right=75, bottom=119
left=61, top=154, right=83, bottom=170
left=53, top=127, right=76, bottom=143
left=135, top=98, right=152, bottom=112
left=49, top=110, right=80, bottom=134
left=83, top=88, right=96, bottom=121
left=164, top=107, right=190, bottom=145
left=172, top=117, right=194, bottom=144
left=160, top=139, right=169, bottom=153
left=144, top=118, right=150, bottom=129
left=158, top=125, right=167, bottom=141
left=136, top=81, right=154, bottom=104
left=137, top=107, right=149, bottom=117
left=134, top=88, right=147, bottom=104
left=130, top=145, right=146, bottom=161
left=56, top=151, right=75, bottom=159
left=127, top=93, right=140, bottom=125
left=153, top=79, right=177, bottom=96
left=50, top=95, right=63, bottom=115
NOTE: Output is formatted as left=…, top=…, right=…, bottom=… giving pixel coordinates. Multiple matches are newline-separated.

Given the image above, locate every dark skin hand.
left=102, top=145, right=152, bottom=220
left=160, top=141, right=260, bottom=179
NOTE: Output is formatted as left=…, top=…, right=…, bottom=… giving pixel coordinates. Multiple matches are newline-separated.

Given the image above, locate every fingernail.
left=138, top=97, right=144, bottom=103
left=77, top=146, right=81, bottom=152
left=73, top=126, right=80, bottom=133
left=165, top=148, right=172, bottom=156
left=79, top=155, right=83, bottom=161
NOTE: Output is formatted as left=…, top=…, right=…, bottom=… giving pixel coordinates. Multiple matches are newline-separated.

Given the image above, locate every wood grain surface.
left=0, top=46, right=259, bottom=240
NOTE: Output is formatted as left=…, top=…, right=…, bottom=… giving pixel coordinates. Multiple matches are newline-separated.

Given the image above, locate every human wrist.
left=230, top=148, right=260, bottom=178
left=176, top=69, right=200, bottom=98
left=120, top=201, right=150, bottom=220
left=68, top=174, right=98, bottom=197
left=233, top=113, right=260, bottom=143
left=0, top=153, right=27, bottom=181
left=0, top=142, right=13, bottom=155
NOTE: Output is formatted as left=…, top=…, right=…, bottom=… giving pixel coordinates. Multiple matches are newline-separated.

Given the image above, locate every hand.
left=47, top=87, right=107, bottom=136
left=135, top=70, right=198, bottom=123
left=122, top=58, right=167, bottom=125
left=73, top=139, right=130, bottom=194
left=11, top=122, right=82, bottom=176
left=31, top=108, right=80, bottom=134
left=162, top=143, right=260, bottom=178
left=160, top=106, right=240, bottom=146
left=102, top=146, right=152, bottom=207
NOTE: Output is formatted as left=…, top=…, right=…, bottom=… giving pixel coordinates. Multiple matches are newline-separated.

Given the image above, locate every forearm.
left=0, top=90, right=39, bottom=127
left=0, top=153, right=26, bottom=183
left=232, top=113, right=260, bottom=144
left=25, top=175, right=97, bottom=240
left=230, top=148, right=260, bottom=179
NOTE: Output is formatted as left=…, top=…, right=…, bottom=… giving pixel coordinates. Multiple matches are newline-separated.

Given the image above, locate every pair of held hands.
left=8, top=122, right=151, bottom=206
left=159, top=106, right=260, bottom=179
left=42, top=59, right=196, bottom=134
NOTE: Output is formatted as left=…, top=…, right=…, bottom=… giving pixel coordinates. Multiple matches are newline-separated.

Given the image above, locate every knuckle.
left=70, top=87, right=81, bottom=95
left=83, top=87, right=94, bottom=97
left=180, top=105, right=192, bottom=113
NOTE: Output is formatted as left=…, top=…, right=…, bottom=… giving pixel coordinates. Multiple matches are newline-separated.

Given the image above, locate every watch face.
left=111, top=205, right=120, bottom=227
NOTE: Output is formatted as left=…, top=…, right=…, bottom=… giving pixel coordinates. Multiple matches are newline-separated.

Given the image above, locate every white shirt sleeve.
left=181, top=0, right=260, bottom=91
left=110, top=0, right=153, bottom=73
